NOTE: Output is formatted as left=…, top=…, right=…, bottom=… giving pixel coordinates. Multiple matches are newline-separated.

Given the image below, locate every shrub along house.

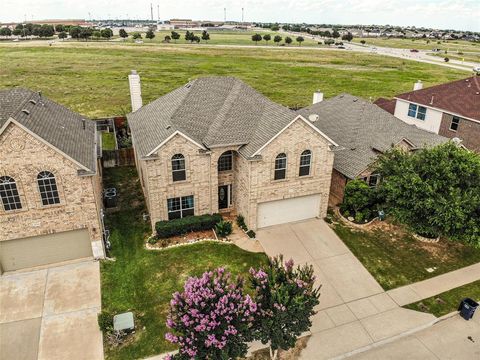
left=297, top=93, right=448, bottom=206
left=375, top=77, right=480, bottom=152
left=127, top=73, right=337, bottom=231
left=0, top=88, right=105, bottom=272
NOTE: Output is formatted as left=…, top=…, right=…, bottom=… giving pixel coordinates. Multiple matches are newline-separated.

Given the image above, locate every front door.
left=218, top=185, right=230, bottom=209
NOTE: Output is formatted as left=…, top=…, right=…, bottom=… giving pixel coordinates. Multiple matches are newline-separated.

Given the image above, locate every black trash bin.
left=104, top=188, right=118, bottom=208
left=458, top=298, right=478, bottom=320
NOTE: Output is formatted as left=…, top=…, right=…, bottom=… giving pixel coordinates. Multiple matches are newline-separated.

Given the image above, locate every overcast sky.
left=2, top=0, right=479, bottom=31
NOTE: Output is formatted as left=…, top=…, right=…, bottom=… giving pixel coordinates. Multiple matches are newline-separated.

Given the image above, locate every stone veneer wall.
left=438, top=113, right=480, bottom=153
left=0, top=123, right=104, bottom=258
left=246, top=119, right=334, bottom=230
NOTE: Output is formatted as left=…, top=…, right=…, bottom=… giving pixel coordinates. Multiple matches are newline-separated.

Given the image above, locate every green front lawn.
left=331, top=219, right=480, bottom=290
left=101, top=167, right=267, bottom=360
left=405, top=281, right=480, bottom=317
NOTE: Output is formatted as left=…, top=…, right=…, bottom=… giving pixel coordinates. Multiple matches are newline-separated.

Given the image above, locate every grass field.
left=354, top=37, right=480, bottom=52
left=101, top=167, right=267, bottom=359
left=428, top=52, right=480, bottom=63
left=405, top=280, right=480, bottom=317
left=0, top=42, right=468, bottom=118
left=332, top=220, right=480, bottom=290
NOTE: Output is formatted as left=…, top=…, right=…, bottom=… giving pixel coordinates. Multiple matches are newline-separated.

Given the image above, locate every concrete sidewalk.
left=257, top=219, right=437, bottom=360
left=387, top=262, right=480, bottom=306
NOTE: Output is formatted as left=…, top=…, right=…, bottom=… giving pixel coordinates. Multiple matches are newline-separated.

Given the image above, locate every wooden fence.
left=102, top=148, right=135, bottom=168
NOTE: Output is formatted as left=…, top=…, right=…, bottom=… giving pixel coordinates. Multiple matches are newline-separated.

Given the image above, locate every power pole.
left=224, top=8, right=226, bottom=22
left=150, top=3, right=154, bottom=22
left=157, top=4, right=160, bottom=24
left=242, top=8, right=244, bottom=23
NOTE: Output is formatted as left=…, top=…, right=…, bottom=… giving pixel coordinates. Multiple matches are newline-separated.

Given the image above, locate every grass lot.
left=405, top=281, right=480, bottom=317
left=139, top=29, right=319, bottom=46
left=101, top=166, right=267, bottom=359
left=354, top=37, right=480, bottom=52
left=101, top=132, right=116, bottom=150
left=331, top=219, right=480, bottom=290
left=0, top=42, right=467, bottom=118
left=428, top=52, right=480, bottom=63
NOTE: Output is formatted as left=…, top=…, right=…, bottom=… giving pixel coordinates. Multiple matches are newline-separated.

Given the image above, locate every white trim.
left=394, top=98, right=480, bottom=125
left=252, top=115, right=338, bottom=157
left=146, top=130, right=207, bottom=157
left=0, top=118, right=92, bottom=172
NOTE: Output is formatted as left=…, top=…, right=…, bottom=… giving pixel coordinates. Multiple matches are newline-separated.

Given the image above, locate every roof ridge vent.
left=29, top=99, right=37, bottom=105
left=21, top=109, right=30, bottom=115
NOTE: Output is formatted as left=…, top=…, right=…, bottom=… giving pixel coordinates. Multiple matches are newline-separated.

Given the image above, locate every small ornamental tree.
left=250, top=256, right=320, bottom=360
left=165, top=268, right=257, bottom=359
left=145, top=29, right=155, bottom=40
left=201, top=30, right=210, bottom=43
left=132, top=32, right=142, bottom=40
left=273, top=35, right=282, bottom=45
left=58, top=31, right=67, bottom=40
left=296, top=36, right=304, bottom=46
left=252, top=33, right=262, bottom=44
left=101, top=28, right=113, bottom=40
left=376, top=142, right=480, bottom=244
left=285, top=36, right=292, bottom=45
left=340, top=180, right=376, bottom=223
left=171, top=31, right=180, bottom=43
left=263, top=34, right=271, bottom=44
left=119, top=28, right=128, bottom=39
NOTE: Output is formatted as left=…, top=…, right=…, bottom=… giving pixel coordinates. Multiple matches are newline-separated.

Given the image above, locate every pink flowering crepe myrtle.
left=165, top=267, right=257, bottom=360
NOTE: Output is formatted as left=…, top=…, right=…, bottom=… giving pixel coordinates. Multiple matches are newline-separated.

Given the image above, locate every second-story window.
left=274, top=153, right=287, bottom=180
left=171, top=154, right=186, bottom=182
left=450, top=116, right=460, bottom=131
left=407, top=103, right=426, bottom=120
left=299, top=150, right=312, bottom=176
left=37, top=171, right=61, bottom=206
left=0, top=176, right=22, bottom=211
left=218, top=151, right=233, bottom=172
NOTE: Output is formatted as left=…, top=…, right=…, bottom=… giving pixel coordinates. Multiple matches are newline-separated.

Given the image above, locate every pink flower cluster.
left=165, top=268, right=257, bottom=359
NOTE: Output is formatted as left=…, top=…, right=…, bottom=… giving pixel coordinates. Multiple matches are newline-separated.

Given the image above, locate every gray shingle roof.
left=297, top=94, right=448, bottom=179
left=0, top=88, right=96, bottom=173
left=127, top=77, right=297, bottom=158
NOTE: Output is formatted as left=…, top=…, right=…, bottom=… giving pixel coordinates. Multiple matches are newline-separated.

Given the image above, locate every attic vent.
left=308, top=114, right=319, bottom=122
left=21, top=109, right=30, bottom=115
left=29, top=99, right=37, bottom=105
left=166, top=125, right=172, bottom=130
left=353, top=98, right=358, bottom=102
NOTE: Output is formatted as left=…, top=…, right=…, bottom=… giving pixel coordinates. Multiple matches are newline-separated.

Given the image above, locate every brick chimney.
left=128, top=70, right=143, bottom=112
left=313, top=91, right=324, bottom=104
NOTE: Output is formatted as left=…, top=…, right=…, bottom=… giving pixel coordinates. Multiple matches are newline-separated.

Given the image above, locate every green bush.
left=215, top=220, right=233, bottom=238
left=340, top=180, right=376, bottom=222
left=247, top=230, right=256, bottom=239
left=98, top=311, right=113, bottom=333
left=236, top=215, right=248, bottom=231
left=155, top=214, right=222, bottom=238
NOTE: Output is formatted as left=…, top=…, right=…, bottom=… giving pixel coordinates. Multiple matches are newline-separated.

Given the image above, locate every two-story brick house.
left=127, top=75, right=337, bottom=231
left=375, top=76, right=480, bottom=152
left=0, top=88, right=105, bottom=272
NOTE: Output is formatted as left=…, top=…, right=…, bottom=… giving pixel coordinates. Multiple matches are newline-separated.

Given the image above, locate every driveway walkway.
left=257, top=219, right=437, bottom=360
left=0, top=261, right=103, bottom=360
left=387, top=262, right=480, bottom=306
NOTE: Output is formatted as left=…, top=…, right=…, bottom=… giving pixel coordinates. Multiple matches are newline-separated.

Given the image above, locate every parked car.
left=410, top=49, right=419, bottom=53
left=337, top=46, right=345, bottom=49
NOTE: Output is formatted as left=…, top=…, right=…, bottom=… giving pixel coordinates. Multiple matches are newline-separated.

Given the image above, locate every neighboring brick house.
left=127, top=75, right=337, bottom=231
left=375, top=77, right=480, bottom=152
left=0, top=88, right=105, bottom=272
left=298, top=94, right=448, bottom=206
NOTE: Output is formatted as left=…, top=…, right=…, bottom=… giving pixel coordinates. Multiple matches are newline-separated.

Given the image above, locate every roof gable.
left=395, top=77, right=480, bottom=121
left=0, top=88, right=97, bottom=173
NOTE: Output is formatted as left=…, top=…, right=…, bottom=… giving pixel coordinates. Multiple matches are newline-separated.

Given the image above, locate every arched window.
left=171, top=154, right=186, bottom=182
left=218, top=151, right=233, bottom=172
left=37, top=171, right=61, bottom=206
left=274, top=153, right=287, bottom=180
left=0, top=176, right=22, bottom=211
left=299, top=150, right=312, bottom=177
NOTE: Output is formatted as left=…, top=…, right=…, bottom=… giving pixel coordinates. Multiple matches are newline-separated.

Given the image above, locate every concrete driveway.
left=257, top=219, right=437, bottom=359
left=0, top=261, right=103, bottom=360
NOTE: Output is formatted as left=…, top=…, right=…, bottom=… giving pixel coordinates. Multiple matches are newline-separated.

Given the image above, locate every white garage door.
left=257, top=194, right=321, bottom=229
left=0, top=229, right=93, bottom=272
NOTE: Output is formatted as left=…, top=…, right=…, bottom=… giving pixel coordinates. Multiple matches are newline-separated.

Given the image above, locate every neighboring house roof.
left=127, top=76, right=305, bottom=159
left=0, top=88, right=96, bottom=173
left=297, top=94, right=448, bottom=179
left=395, top=76, right=480, bottom=121
left=373, top=97, right=396, bottom=114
